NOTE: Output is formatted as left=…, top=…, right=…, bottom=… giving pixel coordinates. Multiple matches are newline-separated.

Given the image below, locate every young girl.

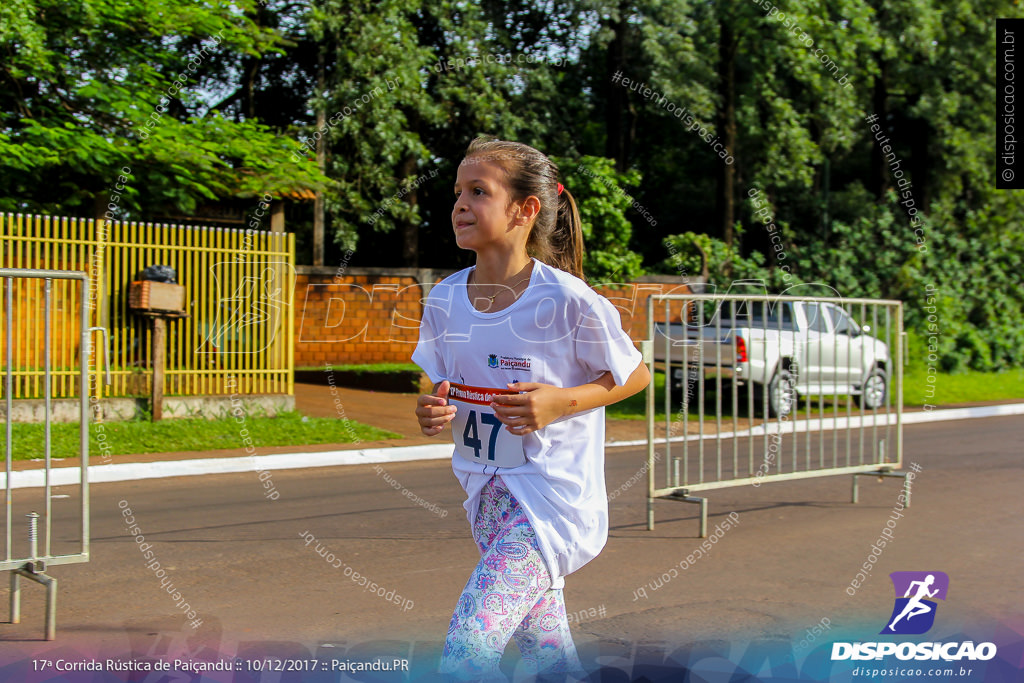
left=412, top=138, right=650, bottom=681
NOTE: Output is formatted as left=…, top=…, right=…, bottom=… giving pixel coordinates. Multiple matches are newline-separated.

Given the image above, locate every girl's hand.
left=490, top=382, right=574, bottom=435
left=416, top=380, right=456, bottom=436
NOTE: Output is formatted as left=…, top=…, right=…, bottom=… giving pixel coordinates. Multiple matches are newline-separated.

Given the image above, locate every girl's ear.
left=515, top=195, right=541, bottom=226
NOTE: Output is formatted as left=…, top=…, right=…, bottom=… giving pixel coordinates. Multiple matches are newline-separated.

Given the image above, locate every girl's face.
left=451, top=157, right=523, bottom=253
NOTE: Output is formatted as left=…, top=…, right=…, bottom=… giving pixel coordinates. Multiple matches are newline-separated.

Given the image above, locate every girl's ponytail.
left=552, top=188, right=585, bottom=281
left=463, top=136, right=587, bottom=282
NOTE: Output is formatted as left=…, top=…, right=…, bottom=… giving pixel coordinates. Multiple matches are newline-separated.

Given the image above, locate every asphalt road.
left=0, top=415, right=1020, bottom=678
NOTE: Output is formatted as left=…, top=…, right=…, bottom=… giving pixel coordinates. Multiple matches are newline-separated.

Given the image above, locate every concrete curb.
left=2, top=404, right=1022, bottom=490
left=606, top=402, right=1024, bottom=448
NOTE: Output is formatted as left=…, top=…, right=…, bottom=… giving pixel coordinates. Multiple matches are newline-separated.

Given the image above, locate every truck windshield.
left=688, top=301, right=798, bottom=329
left=732, top=301, right=795, bottom=329
left=689, top=300, right=795, bottom=329
left=827, top=306, right=858, bottom=334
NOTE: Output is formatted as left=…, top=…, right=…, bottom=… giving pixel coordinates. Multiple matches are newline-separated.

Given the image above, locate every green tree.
left=0, top=0, right=326, bottom=218
left=562, top=155, right=645, bottom=281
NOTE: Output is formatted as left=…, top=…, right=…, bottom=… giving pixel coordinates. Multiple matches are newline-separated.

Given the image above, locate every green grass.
left=607, top=368, right=667, bottom=421
left=606, top=366, right=1024, bottom=421
left=296, top=362, right=421, bottom=374
left=3, top=410, right=400, bottom=461
left=902, top=365, right=1024, bottom=405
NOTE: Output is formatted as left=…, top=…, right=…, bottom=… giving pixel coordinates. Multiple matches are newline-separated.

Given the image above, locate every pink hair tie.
left=557, top=183, right=564, bottom=196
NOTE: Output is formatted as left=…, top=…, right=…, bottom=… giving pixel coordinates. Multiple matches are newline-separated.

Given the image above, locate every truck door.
left=826, top=305, right=865, bottom=387
left=799, top=302, right=832, bottom=392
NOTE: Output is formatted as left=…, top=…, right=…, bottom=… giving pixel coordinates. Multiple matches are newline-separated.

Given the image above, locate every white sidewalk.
left=2, top=403, right=1022, bottom=489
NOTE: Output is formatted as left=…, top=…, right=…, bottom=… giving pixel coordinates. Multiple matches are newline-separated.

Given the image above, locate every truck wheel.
left=669, top=363, right=702, bottom=410
left=768, top=368, right=797, bottom=417
left=856, top=368, right=888, bottom=410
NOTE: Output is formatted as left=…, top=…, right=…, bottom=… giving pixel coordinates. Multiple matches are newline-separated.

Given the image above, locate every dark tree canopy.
left=2, top=0, right=1020, bottom=370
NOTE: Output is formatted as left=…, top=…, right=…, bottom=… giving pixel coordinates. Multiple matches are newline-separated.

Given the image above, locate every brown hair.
left=463, top=137, right=585, bottom=280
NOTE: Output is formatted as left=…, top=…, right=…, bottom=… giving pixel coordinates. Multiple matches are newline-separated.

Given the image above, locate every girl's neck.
left=472, top=251, right=533, bottom=285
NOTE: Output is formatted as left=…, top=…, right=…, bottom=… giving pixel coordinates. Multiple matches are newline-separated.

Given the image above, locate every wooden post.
left=152, top=317, right=166, bottom=421
left=271, top=201, right=285, bottom=233
left=130, top=281, right=186, bottom=421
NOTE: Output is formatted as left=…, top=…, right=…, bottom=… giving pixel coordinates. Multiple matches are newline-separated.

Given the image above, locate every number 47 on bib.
left=448, top=383, right=527, bottom=468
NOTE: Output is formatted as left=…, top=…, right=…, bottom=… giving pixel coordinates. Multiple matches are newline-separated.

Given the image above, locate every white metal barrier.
left=1, top=269, right=108, bottom=638
left=643, top=293, right=909, bottom=536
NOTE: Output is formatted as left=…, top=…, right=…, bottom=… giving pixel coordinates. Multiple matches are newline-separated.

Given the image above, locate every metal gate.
left=0, top=268, right=107, bottom=638
left=643, top=293, right=909, bottom=536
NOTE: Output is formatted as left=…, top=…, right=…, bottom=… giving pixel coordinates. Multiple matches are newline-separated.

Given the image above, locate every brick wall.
left=294, top=266, right=695, bottom=367
left=593, top=282, right=694, bottom=342
left=295, top=270, right=426, bottom=366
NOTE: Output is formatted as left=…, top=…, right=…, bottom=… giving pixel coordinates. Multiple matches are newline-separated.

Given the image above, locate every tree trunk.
left=715, top=16, right=738, bottom=260
left=869, top=57, right=889, bottom=199
left=604, top=2, right=628, bottom=171
left=313, top=50, right=326, bottom=267
left=400, top=154, right=419, bottom=267
left=910, top=122, right=929, bottom=210
left=242, top=56, right=259, bottom=120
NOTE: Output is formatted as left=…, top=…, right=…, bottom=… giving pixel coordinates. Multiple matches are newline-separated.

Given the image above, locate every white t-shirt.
left=411, top=259, right=642, bottom=587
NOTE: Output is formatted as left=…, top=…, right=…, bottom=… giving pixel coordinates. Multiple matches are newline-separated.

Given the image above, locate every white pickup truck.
left=653, top=299, right=891, bottom=417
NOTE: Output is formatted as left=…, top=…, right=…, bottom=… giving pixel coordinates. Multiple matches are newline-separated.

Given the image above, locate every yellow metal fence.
left=0, top=213, right=295, bottom=400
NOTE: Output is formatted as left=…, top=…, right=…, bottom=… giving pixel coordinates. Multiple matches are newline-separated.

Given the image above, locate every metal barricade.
left=0, top=268, right=108, bottom=639
left=644, top=293, right=908, bottom=536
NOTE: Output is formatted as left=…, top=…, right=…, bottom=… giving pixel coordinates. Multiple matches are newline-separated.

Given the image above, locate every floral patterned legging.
left=440, top=475, right=583, bottom=681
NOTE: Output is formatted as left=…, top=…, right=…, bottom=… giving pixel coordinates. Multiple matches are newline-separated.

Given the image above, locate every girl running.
left=413, top=137, right=650, bottom=681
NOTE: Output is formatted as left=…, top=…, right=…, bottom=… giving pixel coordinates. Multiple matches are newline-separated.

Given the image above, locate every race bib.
left=447, top=383, right=527, bottom=468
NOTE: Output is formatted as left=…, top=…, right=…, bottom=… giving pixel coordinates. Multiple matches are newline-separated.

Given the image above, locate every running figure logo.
left=881, top=571, right=949, bottom=635
left=200, top=262, right=291, bottom=357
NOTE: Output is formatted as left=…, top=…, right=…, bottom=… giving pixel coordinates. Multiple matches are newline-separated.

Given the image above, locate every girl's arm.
left=490, top=362, right=650, bottom=435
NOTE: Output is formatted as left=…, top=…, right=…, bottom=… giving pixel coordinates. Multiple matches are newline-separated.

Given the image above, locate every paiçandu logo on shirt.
left=486, top=355, right=532, bottom=371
